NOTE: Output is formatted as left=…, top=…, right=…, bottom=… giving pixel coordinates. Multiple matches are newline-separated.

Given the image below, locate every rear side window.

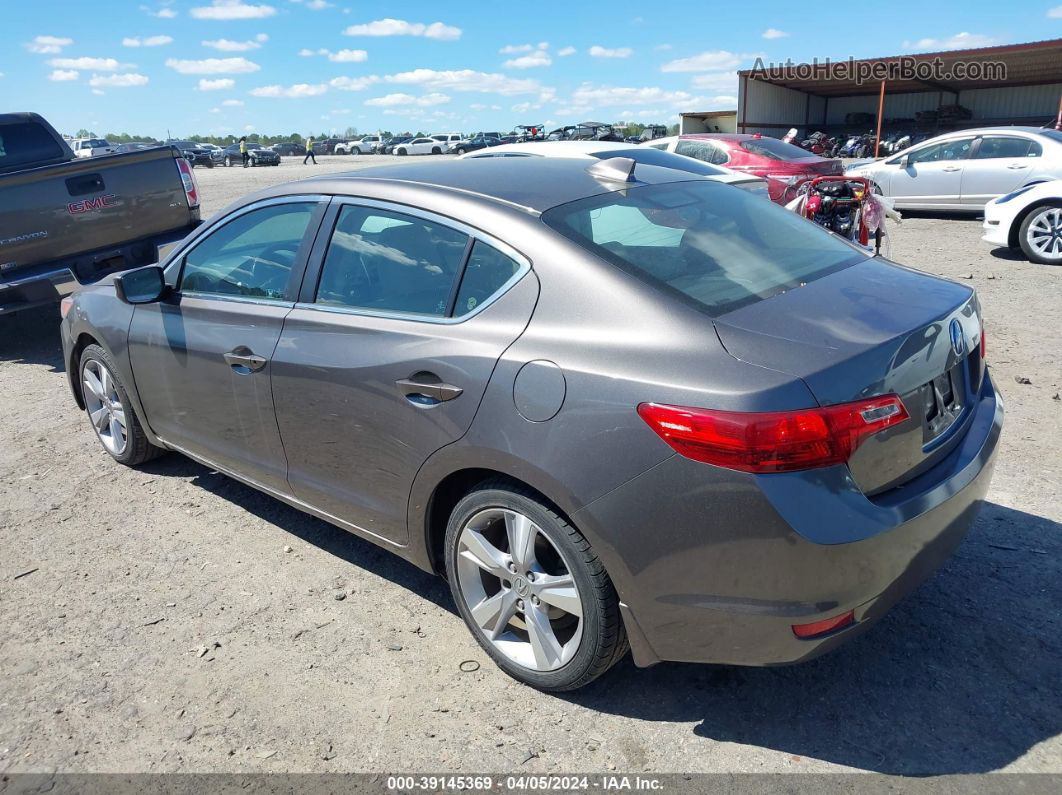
left=316, top=205, right=469, bottom=316
left=180, top=202, right=317, bottom=300
left=543, top=180, right=864, bottom=317
left=453, top=241, right=521, bottom=317
left=738, top=137, right=815, bottom=160
left=975, top=137, right=1042, bottom=159
left=592, top=147, right=728, bottom=175
left=0, top=122, right=65, bottom=170
left=675, top=140, right=729, bottom=166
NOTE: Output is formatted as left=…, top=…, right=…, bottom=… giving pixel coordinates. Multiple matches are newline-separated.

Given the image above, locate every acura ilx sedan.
left=60, top=157, right=1002, bottom=690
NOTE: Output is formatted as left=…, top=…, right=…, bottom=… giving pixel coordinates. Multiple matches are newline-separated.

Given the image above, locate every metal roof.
left=737, top=38, right=1062, bottom=97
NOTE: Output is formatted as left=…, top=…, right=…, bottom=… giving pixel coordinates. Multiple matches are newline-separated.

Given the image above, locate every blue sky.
left=4, top=0, right=1061, bottom=138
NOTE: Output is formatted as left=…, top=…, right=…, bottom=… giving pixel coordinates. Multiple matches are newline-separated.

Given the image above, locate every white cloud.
left=500, top=42, right=546, bottom=54
left=329, top=75, right=378, bottom=91
left=342, top=18, right=462, bottom=40
left=902, top=32, right=1000, bottom=51
left=364, top=92, right=449, bottom=107
left=299, top=47, right=367, bottom=62
left=140, top=4, right=178, bottom=18
left=166, top=57, right=260, bottom=74
left=589, top=45, right=632, bottom=59
left=198, top=77, right=235, bottom=90
left=250, top=82, right=327, bottom=97
left=190, top=1, right=277, bottom=20
left=1050, top=5, right=1062, bottom=17
left=689, top=71, right=738, bottom=92
left=49, top=69, right=80, bottom=81
left=89, top=72, right=149, bottom=87
left=654, top=44, right=672, bottom=51
left=26, top=35, right=73, bottom=54
left=506, top=52, right=551, bottom=69
left=123, top=35, right=173, bottom=47
left=660, top=50, right=760, bottom=72
left=92, top=88, right=105, bottom=95
left=385, top=68, right=542, bottom=95
left=566, top=83, right=700, bottom=108
left=49, top=57, right=130, bottom=71
left=202, top=37, right=267, bottom=51
left=762, top=28, right=789, bottom=39
left=222, top=98, right=244, bottom=106
left=557, top=46, right=576, bottom=57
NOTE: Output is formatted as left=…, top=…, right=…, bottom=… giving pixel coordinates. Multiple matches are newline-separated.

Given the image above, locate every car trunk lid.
left=714, top=258, right=984, bottom=494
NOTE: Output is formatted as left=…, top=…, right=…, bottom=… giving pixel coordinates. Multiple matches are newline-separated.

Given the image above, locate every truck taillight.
left=637, top=396, right=909, bottom=474
left=175, top=156, right=200, bottom=209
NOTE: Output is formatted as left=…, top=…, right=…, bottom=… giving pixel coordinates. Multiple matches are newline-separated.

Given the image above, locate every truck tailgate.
left=0, top=146, right=193, bottom=275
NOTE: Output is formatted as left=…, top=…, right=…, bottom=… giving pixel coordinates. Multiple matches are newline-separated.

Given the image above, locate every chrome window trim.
left=176, top=292, right=295, bottom=308
left=298, top=196, right=532, bottom=326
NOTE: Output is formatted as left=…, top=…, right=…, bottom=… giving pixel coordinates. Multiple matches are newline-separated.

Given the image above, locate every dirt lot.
left=1, top=155, right=1060, bottom=777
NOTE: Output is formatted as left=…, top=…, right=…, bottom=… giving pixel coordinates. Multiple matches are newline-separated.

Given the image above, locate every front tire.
left=1018, top=202, right=1062, bottom=265
left=455, top=147, right=466, bottom=155
left=79, top=344, right=164, bottom=466
left=396, top=148, right=407, bottom=156
left=225, top=155, right=233, bottom=167
left=444, top=481, right=627, bottom=691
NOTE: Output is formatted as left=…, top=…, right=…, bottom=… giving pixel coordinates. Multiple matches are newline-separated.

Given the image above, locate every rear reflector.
left=792, top=610, right=854, bottom=639
left=979, top=319, right=986, bottom=360
left=637, top=396, right=909, bottom=474
left=175, top=156, right=200, bottom=209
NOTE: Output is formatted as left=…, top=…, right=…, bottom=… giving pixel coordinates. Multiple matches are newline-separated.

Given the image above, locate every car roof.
left=460, top=141, right=633, bottom=158
left=258, top=157, right=706, bottom=215
left=928, top=126, right=1056, bottom=137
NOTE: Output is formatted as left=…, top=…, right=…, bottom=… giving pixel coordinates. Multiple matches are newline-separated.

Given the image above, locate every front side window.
left=907, top=138, right=975, bottom=164
left=179, top=202, right=317, bottom=300
left=543, top=180, right=864, bottom=317
left=316, top=205, right=469, bottom=316
left=974, top=137, right=1042, bottom=159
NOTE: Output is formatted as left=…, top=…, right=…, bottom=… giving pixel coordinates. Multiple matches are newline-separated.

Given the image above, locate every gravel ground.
left=1, top=155, right=1060, bottom=777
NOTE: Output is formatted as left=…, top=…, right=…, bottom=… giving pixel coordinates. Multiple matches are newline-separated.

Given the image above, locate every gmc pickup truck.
left=0, top=113, right=202, bottom=316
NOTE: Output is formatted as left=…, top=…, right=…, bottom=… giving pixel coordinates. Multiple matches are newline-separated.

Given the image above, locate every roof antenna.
left=587, top=156, right=637, bottom=183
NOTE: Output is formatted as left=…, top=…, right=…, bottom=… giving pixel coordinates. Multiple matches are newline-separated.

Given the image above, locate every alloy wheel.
left=82, top=359, right=128, bottom=456
left=1027, top=207, right=1062, bottom=260
left=455, top=508, right=583, bottom=672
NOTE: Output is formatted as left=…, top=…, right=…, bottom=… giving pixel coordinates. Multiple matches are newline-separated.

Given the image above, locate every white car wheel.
left=1019, top=202, right=1062, bottom=265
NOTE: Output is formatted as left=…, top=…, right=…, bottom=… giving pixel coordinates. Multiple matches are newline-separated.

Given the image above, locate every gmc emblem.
left=68, top=194, right=118, bottom=214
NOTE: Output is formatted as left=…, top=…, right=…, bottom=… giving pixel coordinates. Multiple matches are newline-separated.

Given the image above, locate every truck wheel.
left=444, top=481, right=628, bottom=691
left=79, top=344, right=165, bottom=467
left=1018, top=201, right=1062, bottom=265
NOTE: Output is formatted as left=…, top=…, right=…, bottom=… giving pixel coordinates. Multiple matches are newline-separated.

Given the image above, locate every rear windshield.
left=739, top=137, right=816, bottom=161
left=0, top=122, right=66, bottom=170
left=542, top=180, right=865, bottom=316
left=589, top=148, right=728, bottom=176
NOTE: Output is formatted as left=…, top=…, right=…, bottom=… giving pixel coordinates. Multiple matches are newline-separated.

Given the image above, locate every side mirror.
left=898, top=154, right=910, bottom=167
left=115, top=265, right=167, bottom=304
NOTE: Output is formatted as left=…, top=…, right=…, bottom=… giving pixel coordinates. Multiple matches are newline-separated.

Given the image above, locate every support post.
left=874, top=80, right=885, bottom=158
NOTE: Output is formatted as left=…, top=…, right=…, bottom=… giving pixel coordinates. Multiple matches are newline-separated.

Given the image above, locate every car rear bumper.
left=574, top=370, right=1003, bottom=667
left=0, top=222, right=198, bottom=316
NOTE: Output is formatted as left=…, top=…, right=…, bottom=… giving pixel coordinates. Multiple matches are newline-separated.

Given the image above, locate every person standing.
left=303, top=136, right=317, bottom=165
left=239, top=136, right=250, bottom=168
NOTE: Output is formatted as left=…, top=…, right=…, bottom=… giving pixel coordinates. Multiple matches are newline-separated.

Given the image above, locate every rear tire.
left=79, top=344, right=165, bottom=467
left=1018, top=201, right=1062, bottom=265
left=397, top=148, right=407, bottom=156
left=225, top=156, right=233, bottom=167
left=444, top=481, right=627, bottom=691
left=432, top=147, right=442, bottom=155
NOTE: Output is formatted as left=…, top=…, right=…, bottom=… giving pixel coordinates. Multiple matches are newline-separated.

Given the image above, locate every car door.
left=127, top=197, right=328, bottom=493
left=886, top=137, right=975, bottom=208
left=270, top=199, right=538, bottom=544
left=960, top=135, right=1043, bottom=206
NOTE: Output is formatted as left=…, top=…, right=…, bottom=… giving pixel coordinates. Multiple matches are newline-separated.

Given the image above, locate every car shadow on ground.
left=899, top=210, right=984, bottom=222
left=137, top=454, right=454, bottom=613
left=0, top=305, right=66, bottom=370
left=988, top=247, right=1025, bottom=262
left=561, top=501, right=1061, bottom=776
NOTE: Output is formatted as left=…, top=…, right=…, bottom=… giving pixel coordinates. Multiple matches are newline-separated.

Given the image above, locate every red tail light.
left=175, top=156, right=200, bottom=209
left=637, top=396, right=909, bottom=474
left=792, top=610, right=854, bottom=638
left=979, top=319, right=986, bottom=359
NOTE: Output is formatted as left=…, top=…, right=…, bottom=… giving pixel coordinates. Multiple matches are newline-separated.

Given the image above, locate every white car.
left=845, top=127, right=1062, bottom=211
left=459, top=140, right=770, bottom=196
left=394, top=137, right=448, bottom=156
left=430, top=133, right=463, bottom=153
left=982, top=179, right=1062, bottom=265
left=70, top=138, right=114, bottom=158
left=336, top=135, right=386, bottom=155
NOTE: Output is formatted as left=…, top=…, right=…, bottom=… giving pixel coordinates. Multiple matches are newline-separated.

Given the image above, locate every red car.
left=653, top=133, right=843, bottom=204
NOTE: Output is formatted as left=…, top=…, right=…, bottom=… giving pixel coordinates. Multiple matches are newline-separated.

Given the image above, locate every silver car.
left=846, top=127, right=1062, bottom=211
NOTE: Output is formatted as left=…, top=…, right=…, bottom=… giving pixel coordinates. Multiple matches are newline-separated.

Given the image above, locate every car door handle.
left=223, top=349, right=268, bottom=372
left=395, top=375, right=463, bottom=404
left=941, top=166, right=961, bottom=172
left=1006, top=163, right=1029, bottom=169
